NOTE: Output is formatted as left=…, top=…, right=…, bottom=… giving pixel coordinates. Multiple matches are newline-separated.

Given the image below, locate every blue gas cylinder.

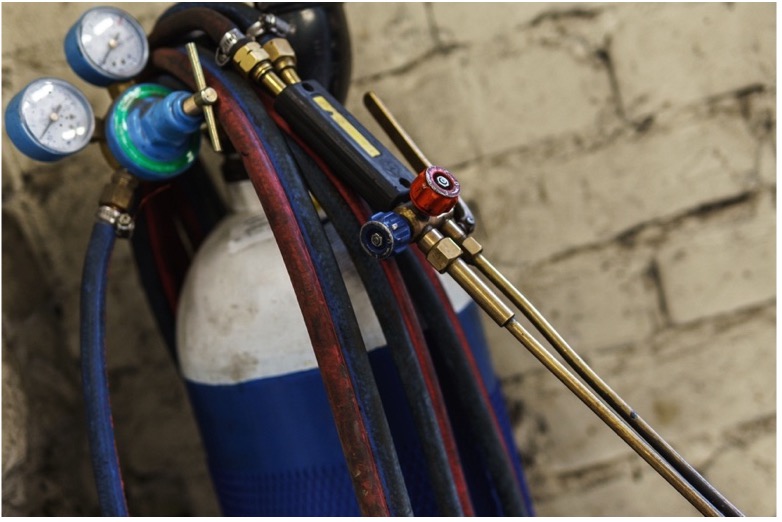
left=177, top=178, right=531, bottom=516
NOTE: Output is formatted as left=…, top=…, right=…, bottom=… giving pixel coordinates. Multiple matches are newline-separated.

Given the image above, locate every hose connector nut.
left=263, top=37, right=301, bottom=84
left=409, top=166, right=460, bottom=216
left=360, top=211, right=412, bottom=259
left=232, top=41, right=272, bottom=79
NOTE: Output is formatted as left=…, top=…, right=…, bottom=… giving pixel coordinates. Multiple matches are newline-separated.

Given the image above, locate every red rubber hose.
left=148, top=7, right=238, bottom=49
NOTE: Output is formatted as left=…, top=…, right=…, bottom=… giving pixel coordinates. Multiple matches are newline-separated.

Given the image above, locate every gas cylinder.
left=177, top=174, right=531, bottom=515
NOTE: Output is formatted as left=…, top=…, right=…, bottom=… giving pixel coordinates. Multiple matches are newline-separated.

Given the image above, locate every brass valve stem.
left=416, top=228, right=720, bottom=517
left=182, top=87, right=218, bottom=115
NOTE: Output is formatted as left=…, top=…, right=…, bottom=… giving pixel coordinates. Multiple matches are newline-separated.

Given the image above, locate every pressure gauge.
left=5, top=78, right=95, bottom=162
left=65, top=6, right=149, bottom=86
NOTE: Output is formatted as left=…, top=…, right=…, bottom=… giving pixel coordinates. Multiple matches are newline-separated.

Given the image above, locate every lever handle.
left=186, top=42, right=222, bottom=152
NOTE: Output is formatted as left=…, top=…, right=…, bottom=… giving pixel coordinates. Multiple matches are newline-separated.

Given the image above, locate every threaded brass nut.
left=232, top=41, right=271, bottom=78
left=263, top=38, right=296, bottom=66
left=426, top=237, right=462, bottom=272
left=461, top=236, right=483, bottom=258
left=99, top=170, right=139, bottom=211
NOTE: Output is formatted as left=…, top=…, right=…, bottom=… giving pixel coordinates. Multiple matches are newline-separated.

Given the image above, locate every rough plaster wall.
left=1, top=2, right=775, bottom=517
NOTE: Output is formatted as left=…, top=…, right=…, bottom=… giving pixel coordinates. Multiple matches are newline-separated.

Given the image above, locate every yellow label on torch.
left=313, top=96, right=381, bottom=158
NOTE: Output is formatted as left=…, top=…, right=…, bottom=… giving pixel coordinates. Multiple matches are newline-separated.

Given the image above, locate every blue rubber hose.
left=80, top=220, right=128, bottom=516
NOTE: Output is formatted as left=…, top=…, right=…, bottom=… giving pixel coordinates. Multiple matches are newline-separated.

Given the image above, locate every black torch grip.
left=274, top=80, right=415, bottom=211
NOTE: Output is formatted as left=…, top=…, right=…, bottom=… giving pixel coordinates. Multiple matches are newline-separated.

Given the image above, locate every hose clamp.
left=215, top=28, right=244, bottom=67
left=96, top=205, right=134, bottom=238
left=246, top=13, right=293, bottom=40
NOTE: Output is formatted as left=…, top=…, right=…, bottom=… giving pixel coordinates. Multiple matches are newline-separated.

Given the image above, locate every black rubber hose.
left=161, top=2, right=259, bottom=29
left=396, top=250, right=531, bottom=517
left=285, top=136, right=467, bottom=516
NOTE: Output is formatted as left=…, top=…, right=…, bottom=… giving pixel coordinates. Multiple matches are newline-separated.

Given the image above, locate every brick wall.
left=2, top=2, right=775, bottom=516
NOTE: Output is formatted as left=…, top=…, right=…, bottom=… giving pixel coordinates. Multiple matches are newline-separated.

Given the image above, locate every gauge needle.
left=100, top=32, right=122, bottom=66
left=39, top=104, right=62, bottom=139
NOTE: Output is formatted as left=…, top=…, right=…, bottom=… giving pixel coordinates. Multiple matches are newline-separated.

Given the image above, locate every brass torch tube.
left=469, top=251, right=743, bottom=517
left=364, top=87, right=737, bottom=515
left=279, top=68, right=301, bottom=85
left=502, top=320, right=720, bottom=517
left=432, top=243, right=721, bottom=516
left=260, top=72, right=287, bottom=97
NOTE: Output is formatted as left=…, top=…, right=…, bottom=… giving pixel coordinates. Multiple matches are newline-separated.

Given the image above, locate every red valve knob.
left=409, top=166, right=460, bottom=216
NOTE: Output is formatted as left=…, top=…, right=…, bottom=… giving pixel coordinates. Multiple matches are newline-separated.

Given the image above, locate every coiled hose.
left=268, top=89, right=532, bottom=515
left=151, top=45, right=412, bottom=517
left=283, top=134, right=474, bottom=516
left=80, top=220, right=128, bottom=516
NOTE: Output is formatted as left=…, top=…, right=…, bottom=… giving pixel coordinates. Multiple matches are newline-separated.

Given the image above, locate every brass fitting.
left=99, top=141, right=122, bottom=170
left=395, top=202, right=452, bottom=243
left=262, top=38, right=301, bottom=85
left=99, top=170, right=139, bottom=212
left=107, top=80, right=135, bottom=100
left=182, top=87, right=218, bottom=116
left=460, top=236, right=483, bottom=259
left=231, top=41, right=287, bottom=96
left=442, top=218, right=483, bottom=259
left=419, top=229, right=463, bottom=273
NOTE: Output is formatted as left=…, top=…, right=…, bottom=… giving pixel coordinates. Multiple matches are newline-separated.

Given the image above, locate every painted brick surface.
left=2, top=2, right=775, bottom=517
left=348, top=3, right=433, bottom=80
left=610, top=3, right=775, bottom=116
left=657, top=195, right=775, bottom=324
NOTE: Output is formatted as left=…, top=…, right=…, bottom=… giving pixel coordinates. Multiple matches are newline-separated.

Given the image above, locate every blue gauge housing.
left=105, top=83, right=202, bottom=181
left=5, top=78, right=95, bottom=162
left=64, top=7, right=149, bottom=87
left=5, top=91, right=60, bottom=162
left=65, top=21, right=113, bottom=87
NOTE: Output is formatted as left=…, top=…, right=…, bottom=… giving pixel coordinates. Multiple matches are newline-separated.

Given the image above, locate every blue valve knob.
left=360, top=211, right=412, bottom=259
left=105, top=83, right=201, bottom=181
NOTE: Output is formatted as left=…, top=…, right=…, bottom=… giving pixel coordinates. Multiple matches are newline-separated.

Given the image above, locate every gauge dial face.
left=77, top=6, right=148, bottom=80
left=19, top=78, right=94, bottom=154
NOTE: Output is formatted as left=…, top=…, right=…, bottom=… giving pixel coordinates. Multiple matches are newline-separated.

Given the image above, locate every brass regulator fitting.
left=231, top=41, right=286, bottom=96
left=262, top=37, right=301, bottom=85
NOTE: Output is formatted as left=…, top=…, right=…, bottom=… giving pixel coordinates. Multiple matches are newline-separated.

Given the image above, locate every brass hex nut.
left=232, top=42, right=270, bottom=77
left=263, top=38, right=297, bottom=65
left=99, top=171, right=139, bottom=211
left=461, top=236, right=483, bottom=258
left=426, top=237, right=463, bottom=272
